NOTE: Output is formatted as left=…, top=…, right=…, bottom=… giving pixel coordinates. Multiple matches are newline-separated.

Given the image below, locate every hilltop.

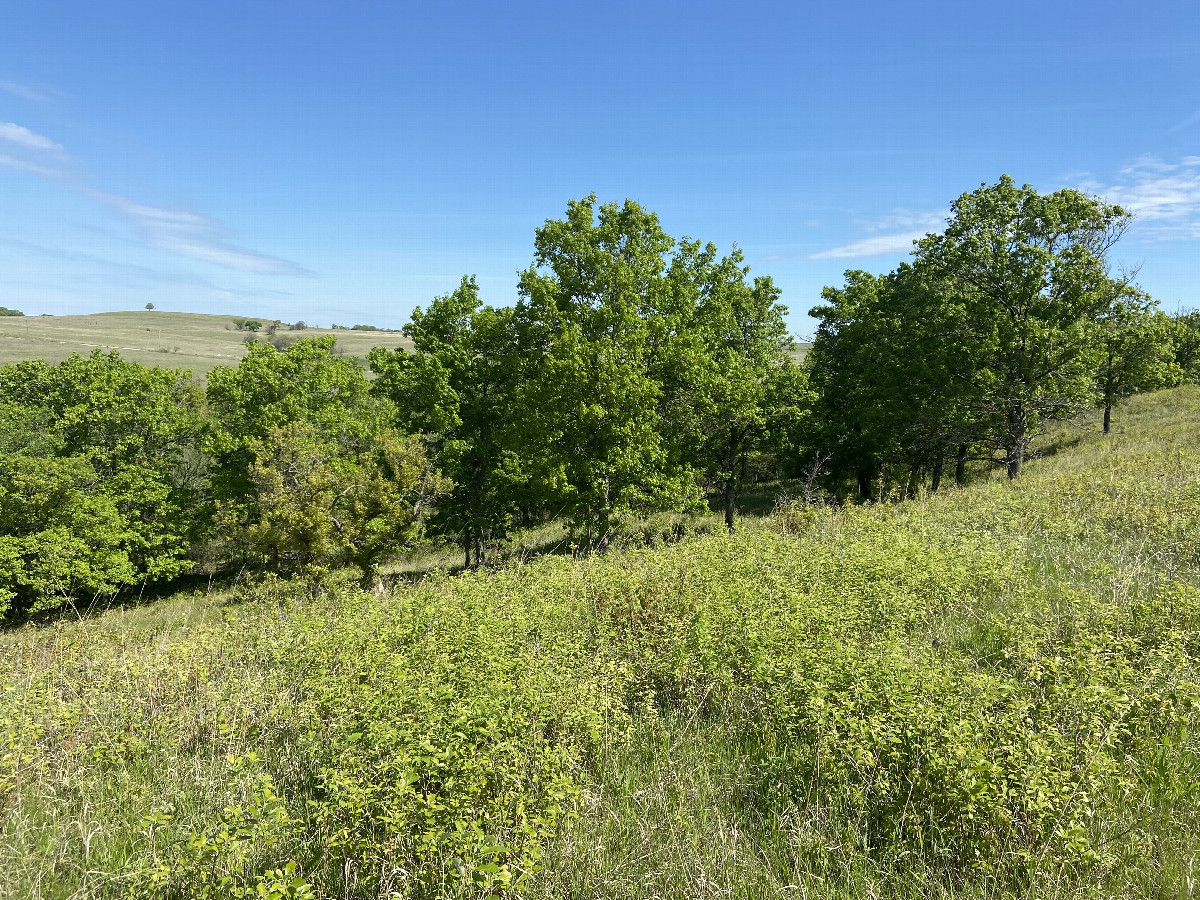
left=0, top=310, right=412, bottom=376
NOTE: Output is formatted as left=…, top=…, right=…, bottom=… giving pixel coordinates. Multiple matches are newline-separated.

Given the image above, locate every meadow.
left=0, top=311, right=412, bottom=376
left=2, top=386, right=1197, bottom=899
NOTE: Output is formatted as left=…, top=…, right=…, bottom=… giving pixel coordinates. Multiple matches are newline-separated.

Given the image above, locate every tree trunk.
left=857, top=470, right=874, bottom=502
left=930, top=451, right=944, bottom=493
left=905, top=465, right=920, bottom=499
left=1103, top=402, right=1112, bottom=435
left=724, top=475, right=737, bottom=534
left=1005, top=402, right=1027, bottom=479
left=954, top=444, right=968, bottom=486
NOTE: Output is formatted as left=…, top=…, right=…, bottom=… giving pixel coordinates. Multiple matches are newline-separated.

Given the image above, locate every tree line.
left=1, top=179, right=1196, bottom=620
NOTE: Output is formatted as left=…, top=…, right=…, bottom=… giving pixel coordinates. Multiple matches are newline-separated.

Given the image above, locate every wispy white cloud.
left=0, top=80, right=55, bottom=101
left=82, top=189, right=312, bottom=276
left=0, top=121, right=64, bottom=155
left=800, top=208, right=946, bottom=261
left=1082, top=155, right=1200, bottom=241
left=0, top=152, right=62, bottom=178
left=859, top=208, right=947, bottom=233
left=0, top=118, right=310, bottom=276
left=0, top=236, right=294, bottom=297
left=1168, top=109, right=1200, bottom=134
left=806, top=230, right=929, bottom=260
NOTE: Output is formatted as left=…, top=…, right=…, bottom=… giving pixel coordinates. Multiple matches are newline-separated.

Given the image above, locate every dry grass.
left=0, top=311, right=411, bottom=376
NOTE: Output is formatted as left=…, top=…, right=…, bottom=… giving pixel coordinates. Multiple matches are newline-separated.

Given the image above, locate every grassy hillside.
left=0, top=311, right=412, bottom=376
left=1, top=388, right=1198, bottom=899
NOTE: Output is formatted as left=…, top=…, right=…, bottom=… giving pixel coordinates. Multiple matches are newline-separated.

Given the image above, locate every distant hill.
left=0, top=310, right=412, bottom=377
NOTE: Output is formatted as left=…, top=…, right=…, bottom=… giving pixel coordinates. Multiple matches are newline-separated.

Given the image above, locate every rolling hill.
left=0, top=310, right=413, bottom=376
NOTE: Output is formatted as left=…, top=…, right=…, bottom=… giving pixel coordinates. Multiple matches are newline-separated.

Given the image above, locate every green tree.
left=242, top=421, right=445, bottom=581
left=1095, top=288, right=1179, bottom=433
left=514, top=196, right=698, bottom=549
left=807, top=270, right=918, bottom=499
left=370, top=276, right=524, bottom=567
left=0, top=351, right=208, bottom=584
left=0, top=401, right=136, bottom=619
left=206, top=336, right=371, bottom=500
left=1171, top=310, right=1200, bottom=382
left=207, top=336, right=438, bottom=578
left=658, top=239, right=805, bottom=529
left=809, top=262, right=997, bottom=498
left=915, top=175, right=1131, bottom=477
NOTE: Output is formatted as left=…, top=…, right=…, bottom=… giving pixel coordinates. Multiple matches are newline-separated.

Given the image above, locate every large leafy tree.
left=915, top=175, right=1131, bottom=477
left=0, top=351, right=208, bottom=585
left=514, top=196, right=698, bottom=549
left=0, top=401, right=135, bottom=619
left=370, top=276, right=524, bottom=567
left=208, top=337, right=440, bottom=577
left=206, top=336, right=372, bottom=500
left=1095, top=288, right=1179, bottom=433
left=810, top=259, right=1023, bottom=498
left=1171, top=310, right=1200, bottom=383
left=805, top=271, right=891, bottom=499
left=658, top=239, right=806, bottom=529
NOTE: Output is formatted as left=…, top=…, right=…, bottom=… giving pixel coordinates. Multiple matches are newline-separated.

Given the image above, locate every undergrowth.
left=2, top=387, right=1198, bottom=899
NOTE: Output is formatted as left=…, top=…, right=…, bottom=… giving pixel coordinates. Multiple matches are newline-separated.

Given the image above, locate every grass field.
left=1, top=388, right=1197, bottom=899
left=0, top=311, right=412, bottom=376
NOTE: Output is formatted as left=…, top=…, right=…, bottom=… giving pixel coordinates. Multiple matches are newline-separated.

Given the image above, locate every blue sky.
left=2, top=1, right=1199, bottom=335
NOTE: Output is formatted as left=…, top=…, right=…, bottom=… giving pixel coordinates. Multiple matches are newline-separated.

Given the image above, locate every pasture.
left=0, top=311, right=412, bottom=376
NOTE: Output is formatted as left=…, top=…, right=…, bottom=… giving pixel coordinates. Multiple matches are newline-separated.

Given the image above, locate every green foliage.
left=514, top=195, right=699, bottom=548
left=241, top=421, right=447, bottom=578
left=206, top=337, right=371, bottom=494
left=208, top=337, right=441, bottom=577
left=3, top=386, right=1198, bottom=898
left=657, top=238, right=809, bottom=529
left=0, top=306, right=24, bottom=316
left=1094, top=288, right=1179, bottom=431
left=1171, top=309, right=1200, bottom=382
left=0, top=351, right=207, bottom=618
left=807, top=266, right=980, bottom=497
left=370, top=277, right=525, bottom=567
left=0, top=447, right=135, bottom=617
left=914, top=175, right=1132, bottom=477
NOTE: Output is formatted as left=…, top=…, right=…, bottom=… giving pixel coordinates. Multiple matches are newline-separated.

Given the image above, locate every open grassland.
left=0, top=311, right=412, bottom=376
left=2, top=387, right=1199, bottom=899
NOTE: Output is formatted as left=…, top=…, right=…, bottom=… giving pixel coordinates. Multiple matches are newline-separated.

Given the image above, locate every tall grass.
left=2, top=387, right=1198, bottom=899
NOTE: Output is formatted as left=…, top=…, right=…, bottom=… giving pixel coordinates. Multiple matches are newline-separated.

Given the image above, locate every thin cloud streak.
left=0, top=117, right=311, bottom=276
left=860, top=208, right=946, bottom=233
left=0, top=235, right=292, bottom=297
left=83, top=188, right=313, bottom=276
left=0, top=121, right=65, bottom=155
left=0, top=153, right=62, bottom=178
left=807, top=230, right=927, bottom=260
left=1168, top=109, right=1200, bottom=134
left=0, top=80, right=52, bottom=101
left=1084, top=155, right=1200, bottom=241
